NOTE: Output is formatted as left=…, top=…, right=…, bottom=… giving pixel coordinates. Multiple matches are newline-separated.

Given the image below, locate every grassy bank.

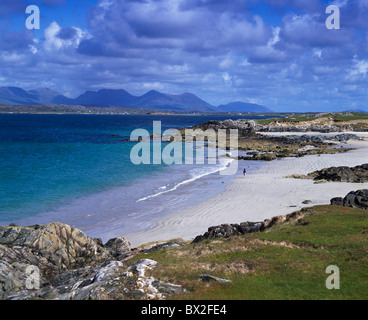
left=127, top=205, right=368, bottom=300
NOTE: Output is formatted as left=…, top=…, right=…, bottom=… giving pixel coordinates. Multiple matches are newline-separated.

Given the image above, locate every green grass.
left=256, top=114, right=318, bottom=125
left=127, top=205, right=368, bottom=300
left=332, top=112, right=368, bottom=122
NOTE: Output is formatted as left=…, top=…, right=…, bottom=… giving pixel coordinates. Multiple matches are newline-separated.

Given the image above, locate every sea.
left=0, top=114, right=272, bottom=242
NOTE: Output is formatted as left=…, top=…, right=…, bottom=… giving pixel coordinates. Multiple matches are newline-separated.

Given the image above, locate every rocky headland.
left=0, top=204, right=318, bottom=300
left=184, top=119, right=359, bottom=161
left=0, top=222, right=185, bottom=300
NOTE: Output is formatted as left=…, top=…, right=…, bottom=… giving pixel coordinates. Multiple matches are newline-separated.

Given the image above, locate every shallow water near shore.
left=0, top=113, right=267, bottom=242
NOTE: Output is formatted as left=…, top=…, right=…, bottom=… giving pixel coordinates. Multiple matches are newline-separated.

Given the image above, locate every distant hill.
left=55, top=89, right=138, bottom=107
left=218, top=101, right=272, bottom=113
left=0, top=87, right=41, bottom=105
left=135, top=90, right=217, bottom=112
left=0, top=86, right=220, bottom=112
left=28, top=88, right=63, bottom=104
left=0, top=87, right=275, bottom=113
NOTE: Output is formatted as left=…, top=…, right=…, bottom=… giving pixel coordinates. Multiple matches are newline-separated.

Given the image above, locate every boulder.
left=330, top=189, right=368, bottom=210
left=343, top=190, right=368, bottom=209
left=330, top=197, right=344, bottom=206
left=104, top=237, right=132, bottom=260
left=200, top=274, right=232, bottom=283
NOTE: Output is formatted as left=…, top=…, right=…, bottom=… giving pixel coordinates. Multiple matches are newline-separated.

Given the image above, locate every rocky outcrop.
left=192, top=209, right=312, bottom=243
left=283, top=133, right=361, bottom=143
left=188, top=119, right=258, bottom=135
left=0, top=223, right=184, bottom=300
left=188, top=120, right=364, bottom=136
left=308, top=164, right=368, bottom=183
left=330, top=189, right=368, bottom=210
left=0, top=222, right=111, bottom=276
left=192, top=222, right=263, bottom=243
left=238, top=153, right=277, bottom=161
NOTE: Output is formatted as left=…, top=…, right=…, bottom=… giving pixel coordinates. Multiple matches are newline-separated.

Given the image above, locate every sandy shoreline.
left=124, top=132, right=368, bottom=247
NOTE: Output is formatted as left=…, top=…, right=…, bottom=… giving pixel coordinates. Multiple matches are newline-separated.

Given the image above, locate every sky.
left=0, top=0, right=367, bottom=112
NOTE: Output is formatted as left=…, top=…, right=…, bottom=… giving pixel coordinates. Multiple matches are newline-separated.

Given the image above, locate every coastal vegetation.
left=255, top=112, right=368, bottom=131
left=127, top=204, right=368, bottom=300
left=2, top=201, right=367, bottom=300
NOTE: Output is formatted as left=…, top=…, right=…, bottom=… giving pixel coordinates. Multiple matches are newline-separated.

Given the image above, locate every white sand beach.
left=124, top=132, right=368, bottom=247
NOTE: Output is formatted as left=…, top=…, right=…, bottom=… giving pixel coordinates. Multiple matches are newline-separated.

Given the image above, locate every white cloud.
left=222, top=72, right=232, bottom=83
left=313, top=49, right=322, bottom=59
left=219, top=56, right=234, bottom=69
left=142, top=82, right=166, bottom=91
left=247, top=98, right=262, bottom=104
left=347, top=59, right=368, bottom=80
left=267, top=27, right=280, bottom=47
left=239, top=59, right=251, bottom=67
left=332, top=0, right=349, bottom=8
left=44, top=21, right=90, bottom=51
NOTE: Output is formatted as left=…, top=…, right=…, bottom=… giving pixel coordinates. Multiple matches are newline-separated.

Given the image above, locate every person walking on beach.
left=243, top=168, right=246, bottom=176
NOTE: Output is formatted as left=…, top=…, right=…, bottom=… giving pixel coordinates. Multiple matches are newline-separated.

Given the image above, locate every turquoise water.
left=0, top=114, right=270, bottom=240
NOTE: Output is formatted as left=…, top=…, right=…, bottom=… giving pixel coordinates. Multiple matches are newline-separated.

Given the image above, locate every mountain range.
left=0, top=86, right=272, bottom=113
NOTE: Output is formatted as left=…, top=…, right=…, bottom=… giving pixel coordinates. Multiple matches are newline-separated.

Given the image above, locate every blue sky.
left=0, top=0, right=367, bottom=112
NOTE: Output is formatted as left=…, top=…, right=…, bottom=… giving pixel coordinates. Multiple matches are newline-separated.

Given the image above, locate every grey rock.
left=143, top=240, right=186, bottom=253
left=152, top=280, right=185, bottom=295
left=200, top=274, right=232, bottom=283
left=192, top=222, right=262, bottom=243
left=330, top=197, right=344, bottom=206
left=104, top=237, right=132, bottom=260
left=343, top=190, right=368, bottom=209
left=331, top=189, right=368, bottom=210
left=192, top=209, right=313, bottom=243
left=129, top=259, right=157, bottom=277
left=308, top=164, right=368, bottom=183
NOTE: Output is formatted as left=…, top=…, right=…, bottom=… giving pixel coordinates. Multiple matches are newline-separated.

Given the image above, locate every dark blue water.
left=0, top=114, right=270, bottom=240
